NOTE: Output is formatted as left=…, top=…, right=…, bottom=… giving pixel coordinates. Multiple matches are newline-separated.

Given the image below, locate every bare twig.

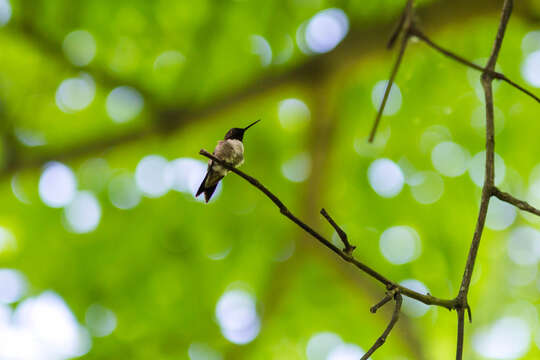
left=493, top=188, right=540, bottom=216
left=320, top=208, right=356, bottom=255
left=410, top=27, right=540, bottom=103
left=387, top=0, right=413, bottom=49
left=199, top=149, right=457, bottom=310
left=370, top=292, right=393, bottom=314
left=456, top=309, right=465, bottom=360
left=369, top=27, right=411, bottom=143
left=369, top=0, right=416, bottom=142
left=455, top=1, right=515, bottom=358
left=361, top=292, right=403, bottom=360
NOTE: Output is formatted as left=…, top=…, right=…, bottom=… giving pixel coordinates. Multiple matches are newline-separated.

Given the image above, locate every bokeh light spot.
left=327, top=343, right=365, bottom=360
left=153, top=50, right=185, bottom=71
left=135, top=155, right=173, bottom=198
left=168, top=158, right=222, bottom=202
left=522, top=31, right=540, bottom=54
left=420, top=125, right=452, bottom=154
left=409, top=171, right=444, bottom=204
left=0, top=269, right=26, bottom=304
left=85, top=304, right=117, bottom=337
left=469, top=151, right=506, bottom=187
left=522, top=50, right=540, bottom=87
left=281, top=153, right=311, bottom=183
left=371, top=81, right=402, bottom=116
left=305, top=8, right=349, bottom=54
left=0, top=226, right=17, bottom=255
left=12, top=291, right=92, bottom=359
left=399, top=279, right=430, bottom=317
left=108, top=173, right=141, bottom=210
left=368, top=158, right=404, bottom=198
left=62, top=30, right=97, bottom=67
left=106, top=86, right=144, bottom=123
left=64, top=191, right=101, bottom=234
left=471, top=106, right=505, bottom=136
left=188, top=343, right=223, bottom=360
left=250, top=35, right=272, bottom=67
left=380, top=226, right=421, bottom=265
left=39, top=162, right=77, bottom=208
left=0, top=0, right=12, bottom=26
left=278, top=98, right=310, bottom=130
left=55, top=75, right=96, bottom=113
left=216, top=290, right=260, bottom=345
left=306, top=332, right=343, bottom=360
left=486, top=197, right=517, bottom=231
left=507, top=226, right=540, bottom=266
left=431, top=141, right=469, bottom=177
left=473, top=317, right=530, bottom=359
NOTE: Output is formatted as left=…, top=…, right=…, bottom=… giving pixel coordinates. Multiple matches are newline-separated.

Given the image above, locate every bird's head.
left=224, top=119, right=260, bottom=141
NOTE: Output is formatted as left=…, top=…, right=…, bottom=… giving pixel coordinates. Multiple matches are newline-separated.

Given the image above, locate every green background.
left=1, top=0, right=540, bottom=359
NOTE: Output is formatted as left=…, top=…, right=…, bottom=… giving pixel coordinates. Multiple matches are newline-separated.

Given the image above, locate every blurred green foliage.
left=0, top=0, right=540, bottom=359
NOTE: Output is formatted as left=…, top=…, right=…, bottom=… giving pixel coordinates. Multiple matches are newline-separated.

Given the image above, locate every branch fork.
left=200, top=0, right=540, bottom=358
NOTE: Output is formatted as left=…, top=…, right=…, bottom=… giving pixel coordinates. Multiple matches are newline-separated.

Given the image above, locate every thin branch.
left=455, top=1, right=515, bottom=358
left=361, top=292, right=403, bottom=360
left=410, top=27, right=540, bottom=103
left=458, top=0, right=513, bottom=302
left=369, top=27, right=411, bottom=143
left=199, top=149, right=457, bottom=310
left=387, top=0, right=413, bottom=49
left=320, top=208, right=356, bottom=255
left=370, top=292, right=393, bottom=314
left=456, top=309, right=465, bottom=360
left=493, top=187, right=540, bottom=216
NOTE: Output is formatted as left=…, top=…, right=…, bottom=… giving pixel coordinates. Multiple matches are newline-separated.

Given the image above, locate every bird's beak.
left=244, top=119, right=260, bottom=131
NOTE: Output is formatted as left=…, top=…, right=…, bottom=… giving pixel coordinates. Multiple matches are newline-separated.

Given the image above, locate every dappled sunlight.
left=468, top=151, right=506, bottom=187
left=409, top=171, right=445, bottom=204
left=380, top=226, right=421, bottom=265
left=368, top=158, right=404, bottom=198
left=135, top=155, right=173, bottom=198
left=431, top=141, right=469, bottom=178
left=281, top=153, right=311, bottom=183
left=63, top=191, right=101, bottom=234
left=399, top=279, right=429, bottom=318
left=507, top=226, right=540, bottom=266
left=522, top=50, right=540, bottom=87
left=303, top=9, right=349, bottom=54
left=278, top=98, right=310, bottom=130
left=250, top=35, right=272, bottom=67
left=39, top=162, right=77, bottom=208
left=486, top=197, right=517, bottom=231
left=106, top=86, right=144, bottom=123
left=0, top=226, right=16, bottom=255
left=0, top=0, right=11, bottom=26
left=55, top=74, right=95, bottom=113
left=371, top=81, right=402, bottom=116
left=85, top=304, right=117, bottom=338
left=327, top=343, right=366, bottom=360
left=419, top=125, right=452, bottom=155
left=62, top=30, right=96, bottom=67
left=108, top=172, right=141, bottom=210
left=306, top=332, right=343, bottom=360
left=0, top=269, right=26, bottom=304
left=215, top=289, right=260, bottom=345
left=188, top=343, right=223, bottom=360
left=1, top=291, right=92, bottom=360
left=473, top=317, right=530, bottom=359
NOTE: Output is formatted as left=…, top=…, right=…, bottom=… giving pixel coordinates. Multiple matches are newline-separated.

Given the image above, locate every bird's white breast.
left=211, top=139, right=245, bottom=176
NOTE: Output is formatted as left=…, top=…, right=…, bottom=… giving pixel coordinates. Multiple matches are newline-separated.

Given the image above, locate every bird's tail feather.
left=196, top=171, right=223, bottom=203
left=196, top=172, right=209, bottom=197
left=203, top=183, right=219, bottom=203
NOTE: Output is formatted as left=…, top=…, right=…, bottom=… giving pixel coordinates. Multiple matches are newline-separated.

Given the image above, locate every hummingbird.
left=196, top=120, right=260, bottom=202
